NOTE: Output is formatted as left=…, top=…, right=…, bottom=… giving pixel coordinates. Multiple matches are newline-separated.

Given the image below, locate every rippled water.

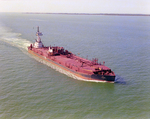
left=0, top=13, right=150, bottom=118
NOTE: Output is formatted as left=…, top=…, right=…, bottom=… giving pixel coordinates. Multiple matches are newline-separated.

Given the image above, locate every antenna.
left=36, top=26, right=43, bottom=36
left=37, top=26, right=39, bottom=32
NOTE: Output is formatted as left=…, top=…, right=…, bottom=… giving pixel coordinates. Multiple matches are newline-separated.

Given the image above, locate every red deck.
left=29, top=47, right=115, bottom=77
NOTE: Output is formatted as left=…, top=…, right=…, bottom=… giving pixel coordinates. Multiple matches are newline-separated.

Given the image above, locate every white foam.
left=0, top=25, right=31, bottom=51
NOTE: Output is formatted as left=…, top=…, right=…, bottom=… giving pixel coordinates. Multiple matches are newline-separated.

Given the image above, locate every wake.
left=0, top=26, right=31, bottom=51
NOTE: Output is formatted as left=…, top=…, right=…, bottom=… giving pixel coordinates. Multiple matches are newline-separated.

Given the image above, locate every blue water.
left=0, top=13, right=150, bottom=118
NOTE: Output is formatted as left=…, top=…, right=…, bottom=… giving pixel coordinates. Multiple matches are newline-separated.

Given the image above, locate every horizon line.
left=1, top=12, right=150, bottom=16
left=23, top=12, right=150, bottom=16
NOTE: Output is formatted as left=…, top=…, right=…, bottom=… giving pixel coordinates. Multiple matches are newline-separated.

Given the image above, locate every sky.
left=0, top=0, right=150, bottom=14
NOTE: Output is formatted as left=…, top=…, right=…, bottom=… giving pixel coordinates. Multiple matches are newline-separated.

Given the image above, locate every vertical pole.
left=37, top=26, right=39, bottom=32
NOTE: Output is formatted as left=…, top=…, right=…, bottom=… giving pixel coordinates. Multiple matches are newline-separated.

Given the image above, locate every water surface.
left=0, top=13, right=150, bottom=119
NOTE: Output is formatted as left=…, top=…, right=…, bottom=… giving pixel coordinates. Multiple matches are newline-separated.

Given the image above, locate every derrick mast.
left=34, top=26, right=43, bottom=48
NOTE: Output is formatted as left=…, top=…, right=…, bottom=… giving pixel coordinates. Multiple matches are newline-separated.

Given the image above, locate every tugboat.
left=28, top=27, right=115, bottom=83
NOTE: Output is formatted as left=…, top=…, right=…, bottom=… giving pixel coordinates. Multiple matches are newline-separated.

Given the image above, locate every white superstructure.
left=33, top=26, right=43, bottom=48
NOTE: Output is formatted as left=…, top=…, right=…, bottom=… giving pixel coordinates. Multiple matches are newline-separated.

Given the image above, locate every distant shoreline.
left=24, top=12, right=150, bottom=16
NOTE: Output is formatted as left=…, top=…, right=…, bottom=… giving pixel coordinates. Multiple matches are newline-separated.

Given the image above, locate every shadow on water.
left=114, top=75, right=127, bottom=85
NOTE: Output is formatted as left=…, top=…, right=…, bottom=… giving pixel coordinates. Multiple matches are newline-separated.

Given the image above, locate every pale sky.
left=0, top=0, right=150, bottom=14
